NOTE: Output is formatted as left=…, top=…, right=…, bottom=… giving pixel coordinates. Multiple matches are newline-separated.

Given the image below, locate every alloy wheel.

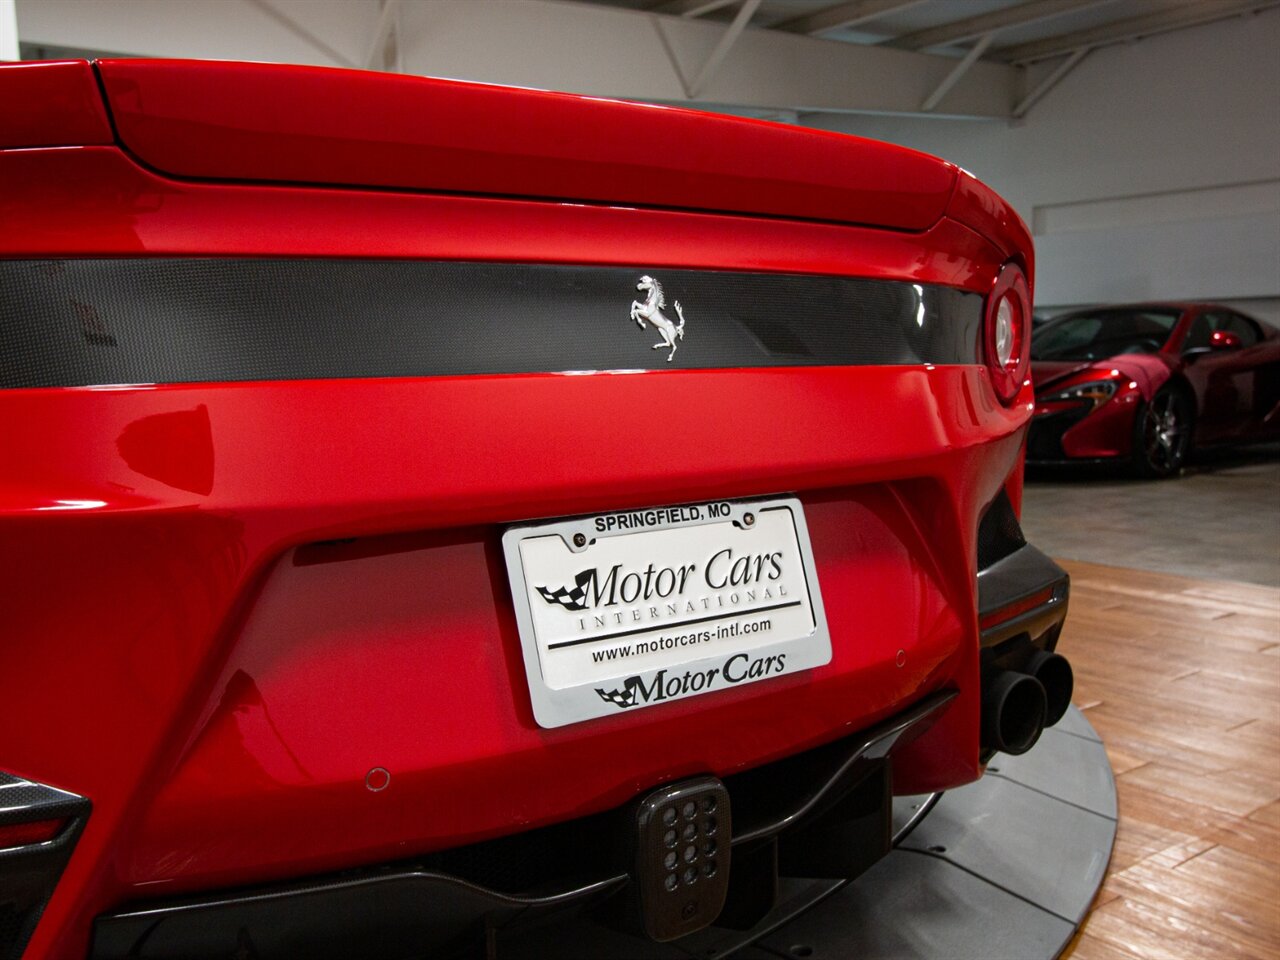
left=1141, top=391, right=1188, bottom=475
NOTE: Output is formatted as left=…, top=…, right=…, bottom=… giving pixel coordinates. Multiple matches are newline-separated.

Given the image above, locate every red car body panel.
left=2, top=145, right=1001, bottom=280
left=1176, top=320, right=1280, bottom=446
left=946, top=169, right=1034, bottom=283
left=1031, top=303, right=1280, bottom=461
left=1, top=60, right=1046, bottom=959
left=0, top=61, right=114, bottom=149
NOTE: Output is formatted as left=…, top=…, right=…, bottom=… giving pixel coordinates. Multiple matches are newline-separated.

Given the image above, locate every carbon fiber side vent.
left=977, top=489, right=1026, bottom=572
left=0, top=772, right=90, bottom=960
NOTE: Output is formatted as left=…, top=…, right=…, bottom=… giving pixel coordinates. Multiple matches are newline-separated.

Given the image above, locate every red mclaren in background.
left=1030, top=304, right=1280, bottom=476
left=1, top=59, right=1071, bottom=959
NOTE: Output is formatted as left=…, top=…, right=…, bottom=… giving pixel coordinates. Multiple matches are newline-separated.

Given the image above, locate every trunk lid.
left=94, top=59, right=957, bottom=232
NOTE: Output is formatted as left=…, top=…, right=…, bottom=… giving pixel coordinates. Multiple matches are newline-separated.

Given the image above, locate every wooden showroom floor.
left=1055, top=559, right=1280, bottom=960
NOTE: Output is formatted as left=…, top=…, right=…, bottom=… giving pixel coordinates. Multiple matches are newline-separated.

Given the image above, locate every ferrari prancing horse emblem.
left=630, top=275, right=686, bottom=362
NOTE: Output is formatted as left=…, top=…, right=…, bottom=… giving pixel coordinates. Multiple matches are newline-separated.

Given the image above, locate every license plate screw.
left=743, top=512, right=755, bottom=526
left=573, top=532, right=587, bottom=547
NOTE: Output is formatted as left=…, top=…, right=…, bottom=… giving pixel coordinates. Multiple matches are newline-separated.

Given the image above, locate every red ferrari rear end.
left=0, top=60, right=1070, bottom=959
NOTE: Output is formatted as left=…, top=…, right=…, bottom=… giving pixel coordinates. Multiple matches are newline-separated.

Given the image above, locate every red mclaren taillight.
left=985, top=264, right=1031, bottom=405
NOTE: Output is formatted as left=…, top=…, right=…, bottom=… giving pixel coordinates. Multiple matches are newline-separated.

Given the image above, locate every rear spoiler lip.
left=90, top=57, right=958, bottom=234
left=2, top=58, right=1032, bottom=273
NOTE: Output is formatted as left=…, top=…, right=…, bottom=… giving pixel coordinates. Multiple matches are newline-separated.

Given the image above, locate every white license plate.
left=503, top=498, right=831, bottom=728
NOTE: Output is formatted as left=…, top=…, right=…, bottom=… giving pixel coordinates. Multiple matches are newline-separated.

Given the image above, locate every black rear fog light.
left=631, top=777, right=731, bottom=942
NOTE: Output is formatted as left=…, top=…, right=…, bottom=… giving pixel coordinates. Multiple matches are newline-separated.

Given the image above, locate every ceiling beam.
left=771, top=0, right=928, bottom=36
left=243, top=0, right=357, bottom=67
left=1012, top=46, right=1088, bottom=116
left=386, top=0, right=1019, bottom=118
left=887, top=0, right=1118, bottom=51
left=364, top=0, right=401, bottom=69
left=998, top=0, right=1280, bottom=62
left=921, top=31, right=993, bottom=110
left=688, top=0, right=763, bottom=97
left=649, top=0, right=739, bottom=17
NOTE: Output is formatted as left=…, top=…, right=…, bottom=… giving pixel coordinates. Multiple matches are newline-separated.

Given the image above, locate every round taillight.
left=994, top=297, right=1016, bottom=366
left=985, top=264, right=1031, bottom=404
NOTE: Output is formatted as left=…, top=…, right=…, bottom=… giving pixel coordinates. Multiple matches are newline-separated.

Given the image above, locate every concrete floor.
left=1022, top=443, right=1280, bottom=587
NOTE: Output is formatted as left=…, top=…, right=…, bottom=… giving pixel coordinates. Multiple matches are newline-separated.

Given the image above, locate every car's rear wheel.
left=1132, top=386, right=1192, bottom=478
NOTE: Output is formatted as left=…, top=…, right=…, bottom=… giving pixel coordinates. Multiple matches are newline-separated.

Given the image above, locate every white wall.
left=15, top=0, right=1018, bottom=117
left=388, top=0, right=1016, bottom=117
left=806, top=9, right=1280, bottom=326
left=16, top=0, right=373, bottom=65
left=1, top=0, right=17, bottom=61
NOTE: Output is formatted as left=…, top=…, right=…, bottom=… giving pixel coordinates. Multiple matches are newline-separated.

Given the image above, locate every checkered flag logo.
left=536, top=569, right=595, bottom=611
left=596, top=676, right=642, bottom=709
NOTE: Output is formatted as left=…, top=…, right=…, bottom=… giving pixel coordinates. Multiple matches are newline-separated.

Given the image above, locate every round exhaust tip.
left=1025, top=650, right=1074, bottom=728
left=982, top=671, right=1047, bottom=756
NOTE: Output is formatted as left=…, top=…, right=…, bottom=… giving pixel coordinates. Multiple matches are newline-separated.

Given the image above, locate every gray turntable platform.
left=505, top=705, right=1115, bottom=960
left=742, top=704, right=1117, bottom=960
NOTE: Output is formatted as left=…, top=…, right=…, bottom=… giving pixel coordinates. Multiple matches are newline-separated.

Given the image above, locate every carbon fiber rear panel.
left=0, top=260, right=982, bottom=388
